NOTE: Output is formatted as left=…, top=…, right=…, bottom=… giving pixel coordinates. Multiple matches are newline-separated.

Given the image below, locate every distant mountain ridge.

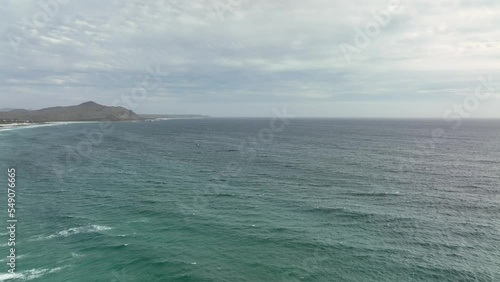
left=0, top=101, right=141, bottom=123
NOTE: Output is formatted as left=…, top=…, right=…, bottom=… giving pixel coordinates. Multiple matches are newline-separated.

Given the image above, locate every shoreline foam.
left=0, top=121, right=101, bottom=131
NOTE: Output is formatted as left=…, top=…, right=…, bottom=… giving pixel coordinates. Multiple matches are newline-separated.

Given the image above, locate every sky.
left=0, top=0, right=499, bottom=117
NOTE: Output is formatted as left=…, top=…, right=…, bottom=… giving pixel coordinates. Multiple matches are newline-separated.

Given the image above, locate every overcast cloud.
left=1, top=0, right=499, bottom=117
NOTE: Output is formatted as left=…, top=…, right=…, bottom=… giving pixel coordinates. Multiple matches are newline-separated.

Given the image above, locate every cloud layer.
left=1, top=0, right=499, bottom=117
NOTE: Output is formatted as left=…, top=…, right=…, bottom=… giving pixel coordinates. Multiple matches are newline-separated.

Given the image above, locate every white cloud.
left=0, top=0, right=499, bottom=116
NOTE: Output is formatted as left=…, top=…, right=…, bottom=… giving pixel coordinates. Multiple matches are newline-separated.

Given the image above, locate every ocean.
left=0, top=118, right=499, bottom=281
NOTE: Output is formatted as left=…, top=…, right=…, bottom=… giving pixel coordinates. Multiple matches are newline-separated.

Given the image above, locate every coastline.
left=146, top=117, right=208, bottom=121
left=0, top=121, right=101, bottom=131
left=0, top=117, right=209, bottom=131
left=0, top=118, right=193, bottom=130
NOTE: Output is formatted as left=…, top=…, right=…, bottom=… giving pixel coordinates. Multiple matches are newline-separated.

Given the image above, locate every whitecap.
left=29, top=225, right=112, bottom=241
left=0, top=267, right=66, bottom=281
left=0, top=272, right=22, bottom=281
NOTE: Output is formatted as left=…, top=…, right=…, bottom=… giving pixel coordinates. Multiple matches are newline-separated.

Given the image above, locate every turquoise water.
left=0, top=119, right=499, bottom=281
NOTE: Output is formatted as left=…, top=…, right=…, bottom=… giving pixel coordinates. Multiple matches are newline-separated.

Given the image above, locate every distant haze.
left=1, top=0, right=500, bottom=117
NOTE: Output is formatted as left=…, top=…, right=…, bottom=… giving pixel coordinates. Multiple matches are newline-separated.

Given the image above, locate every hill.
left=0, top=101, right=141, bottom=123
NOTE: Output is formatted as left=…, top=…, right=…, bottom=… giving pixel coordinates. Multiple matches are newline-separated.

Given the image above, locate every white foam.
left=0, top=272, right=21, bottom=281
left=0, top=123, right=58, bottom=131
left=0, top=266, right=67, bottom=281
left=19, top=269, right=47, bottom=281
left=30, top=225, right=112, bottom=241
left=0, top=121, right=100, bottom=132
left=49, top=267, right=66, bottom=274
left=71, top=252, right=85, bottom=258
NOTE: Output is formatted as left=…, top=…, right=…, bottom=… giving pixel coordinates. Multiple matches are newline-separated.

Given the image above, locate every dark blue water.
left=0, top=119, right=499, bottom=281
